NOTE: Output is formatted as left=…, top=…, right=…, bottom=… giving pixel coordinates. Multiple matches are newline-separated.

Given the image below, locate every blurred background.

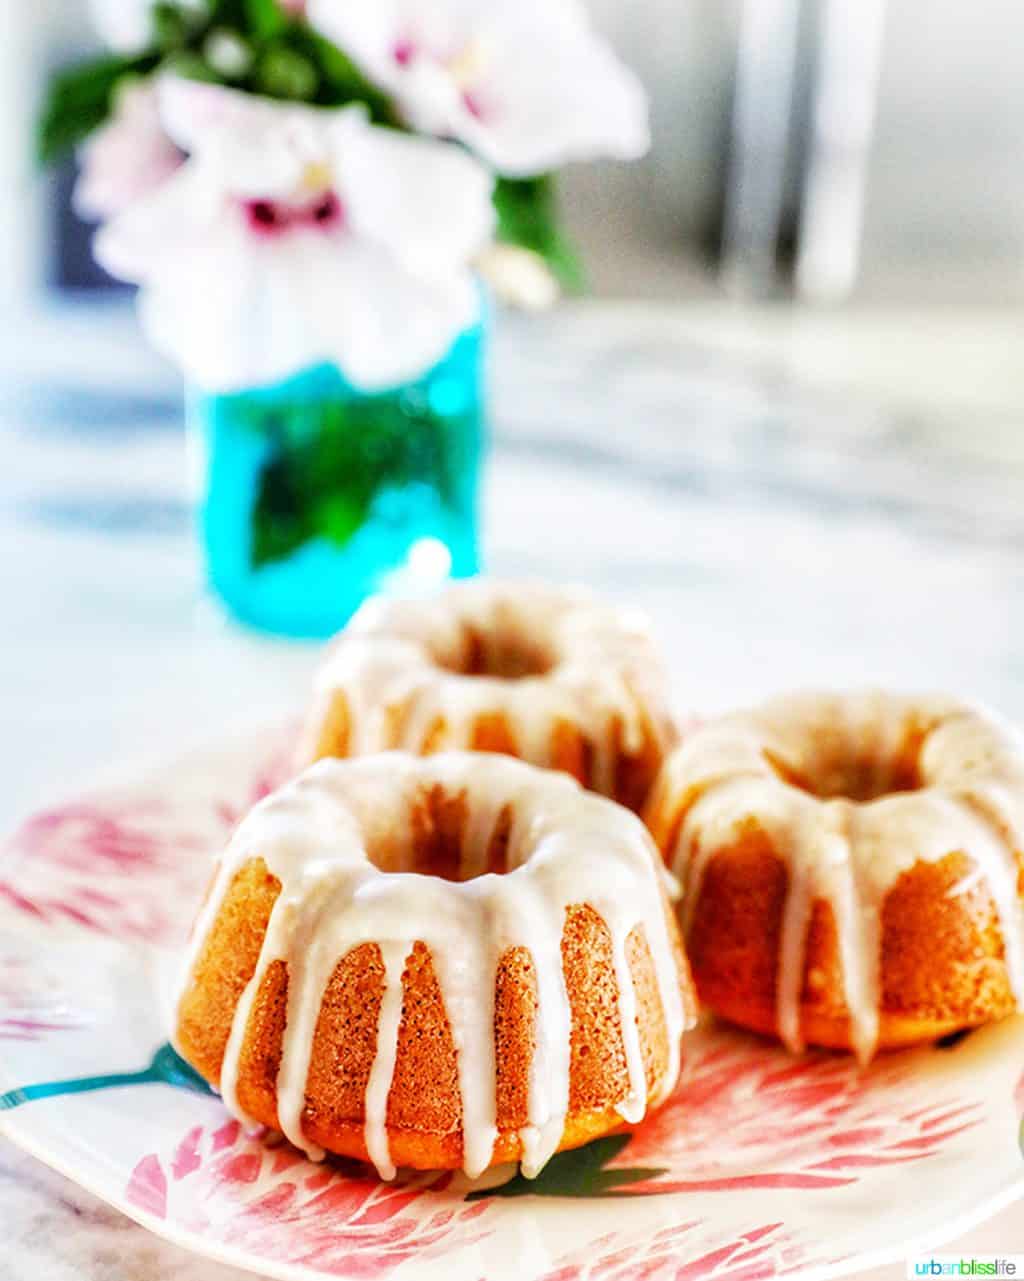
left=4, top=0, right=1024, bottom=803
left=7, top=0, right=1024, bottom=305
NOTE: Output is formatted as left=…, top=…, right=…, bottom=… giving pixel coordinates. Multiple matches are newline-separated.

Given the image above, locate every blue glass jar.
left=188, top=321, right=485, bottom=637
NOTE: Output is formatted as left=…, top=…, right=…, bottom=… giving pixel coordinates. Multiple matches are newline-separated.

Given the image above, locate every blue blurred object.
left=188, top=321, right=486, bottom=638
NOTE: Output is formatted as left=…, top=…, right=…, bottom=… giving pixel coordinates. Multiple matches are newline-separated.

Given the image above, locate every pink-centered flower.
left=74, top=80, right=184, bottom=221
left=94, top=80, right=494, bottom=391
left=308, top=0, right=649, bottom=177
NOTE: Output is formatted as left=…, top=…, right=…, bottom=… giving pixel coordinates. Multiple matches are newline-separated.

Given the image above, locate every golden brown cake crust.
left=678, top=826, right=1018, bottom=1051
left=298, top=581, right=677, bottom=812
left=645, top=691, right=1024, bottom=1056
left=176, top=861, right=685, bottom=1170
left=175, top=753, right=694, bottom=1176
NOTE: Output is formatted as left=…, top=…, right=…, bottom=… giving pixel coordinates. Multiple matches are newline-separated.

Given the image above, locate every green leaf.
left=256, top=44, right=318, bottom=99
left=37, top=52, right=159, bottom=164
left=247, top=384, right=470, bottom=569
left=164, top=50, right=224, bottom=83
left=244, top=0, right=287, bottom=41
left=466, top=1133, right=668, bottom=1200
left=312, top=492, right=368, bottom=548
left=492, top=174, right=586, bottom=293
left=151, top=2, right=193, bottom=49
left=296, top=29, right=396, bottom=120
left=191, top=0, right=395, bottom=116
left=251, top=434, right=366, bottom=567
left=40, top=0, right=400, bottom=150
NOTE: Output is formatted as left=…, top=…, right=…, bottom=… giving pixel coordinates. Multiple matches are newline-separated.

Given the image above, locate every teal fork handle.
left=1, top=1068, right=157, bottom=1111
left=0, top=1043, right=214, bottom=1112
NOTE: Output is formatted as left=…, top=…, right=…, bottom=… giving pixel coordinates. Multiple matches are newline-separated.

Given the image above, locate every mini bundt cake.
left=645, top=691, right=1024, bottom=1060
left=297, top=579, right=677, bottom=813
left=174, top=752, right=695, bottom=1179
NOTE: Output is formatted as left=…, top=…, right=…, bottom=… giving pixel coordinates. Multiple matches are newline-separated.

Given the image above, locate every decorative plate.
left=1, top=729, right=1022, bottom=1281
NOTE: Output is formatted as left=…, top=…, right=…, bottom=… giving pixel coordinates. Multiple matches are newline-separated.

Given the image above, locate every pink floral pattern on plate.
left=617, top=1031, right=984, bottom=1193
left=0, top=800, right=207, bottom=943
left=539, top=1219, right=810, bottom=1281
left=0, top=952, right=92, bottom=1043
left=127, top=1120, right=495, bottom=1279
left=0, top=724, right=1022, bottom=1281
left=0, top=735, right=294, bottom=945
left=104, top=1023, right=1002, bottom=1281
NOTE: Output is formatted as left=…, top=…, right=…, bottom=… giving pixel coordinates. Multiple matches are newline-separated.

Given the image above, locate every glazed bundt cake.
left=298, top=579, right=677, bottom=813
left=645, top=691, right=1024, bottom=1061
left=174, top=752, right=696, bottom=1178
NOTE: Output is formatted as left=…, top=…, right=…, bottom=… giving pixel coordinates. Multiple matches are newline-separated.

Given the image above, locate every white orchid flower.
left=308, top=0, right=649, bottom=177
left=94, top=80, right=494, bottom=392
left=74, top=80, right=184, bottom=221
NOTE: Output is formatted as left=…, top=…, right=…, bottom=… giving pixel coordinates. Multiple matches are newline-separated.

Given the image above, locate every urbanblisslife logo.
left=908, top=1258, right=1023, bottom=1277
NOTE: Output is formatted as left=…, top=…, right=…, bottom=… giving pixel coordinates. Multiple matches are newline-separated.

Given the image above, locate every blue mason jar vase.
left=188, top=321, right=485, bottom=637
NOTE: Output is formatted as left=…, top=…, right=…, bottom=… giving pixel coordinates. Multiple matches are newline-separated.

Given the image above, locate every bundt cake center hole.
left=763, top=746, right=924, bottom=801
left=443, top=625, right=556, bottom=680
left=390, top=786, right=516, bottom=881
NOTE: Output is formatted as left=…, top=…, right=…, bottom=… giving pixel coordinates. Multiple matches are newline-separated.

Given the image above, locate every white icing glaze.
left=652, top=691, right=1024, bottom=1062
left=173, top=752, right=690, bottom=1180
left=298, top=580, right=672, bottom=801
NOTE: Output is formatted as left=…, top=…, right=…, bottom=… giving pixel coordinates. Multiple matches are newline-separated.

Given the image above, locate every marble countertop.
left=2, top=299, right=1022, bottom=1278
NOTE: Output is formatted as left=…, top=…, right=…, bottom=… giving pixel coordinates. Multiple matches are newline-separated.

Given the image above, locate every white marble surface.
left=1, top=299, right=1023, bottom=1277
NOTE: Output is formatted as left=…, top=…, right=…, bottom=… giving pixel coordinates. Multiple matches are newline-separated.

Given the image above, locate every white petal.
left=157, top=79, right=332, bottom=198
left=135, top=228, right=477, bottom=392
left=334, top=119, right=494, bottom=278
left=134, top=228, right=324, bottom=390
left=455, top=16, right=649, bottom=174
left=307, top=239, right=479, bottom=389
left=94, top=165, right=218, bottom=282
left=438, top=0, right=592, bottom=33
left=135, top=230, right=259, bottom=387
left=306, top=0, right=406, bottom=90
left=73, top=81, right=182, bottom=220
left=95, top=89, right=487, bottom=389
left=313, top=0, right=648, bottom=175
left=387, top=59, right=468, bottom=138
left=156, top=77, right=252, bottom=152
left=309, top=0, right=480, bottom=137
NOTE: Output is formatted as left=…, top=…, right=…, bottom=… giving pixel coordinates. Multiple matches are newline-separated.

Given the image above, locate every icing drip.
left=608, top=918, right=646, bottom=1122
left=174, top=753, right=689, bottom=1179
left=656, top=692, right=1024, bottom=1061
left=298, top=581, right=671, bottom=801
left=518, top=877, right=572, bottom=1178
